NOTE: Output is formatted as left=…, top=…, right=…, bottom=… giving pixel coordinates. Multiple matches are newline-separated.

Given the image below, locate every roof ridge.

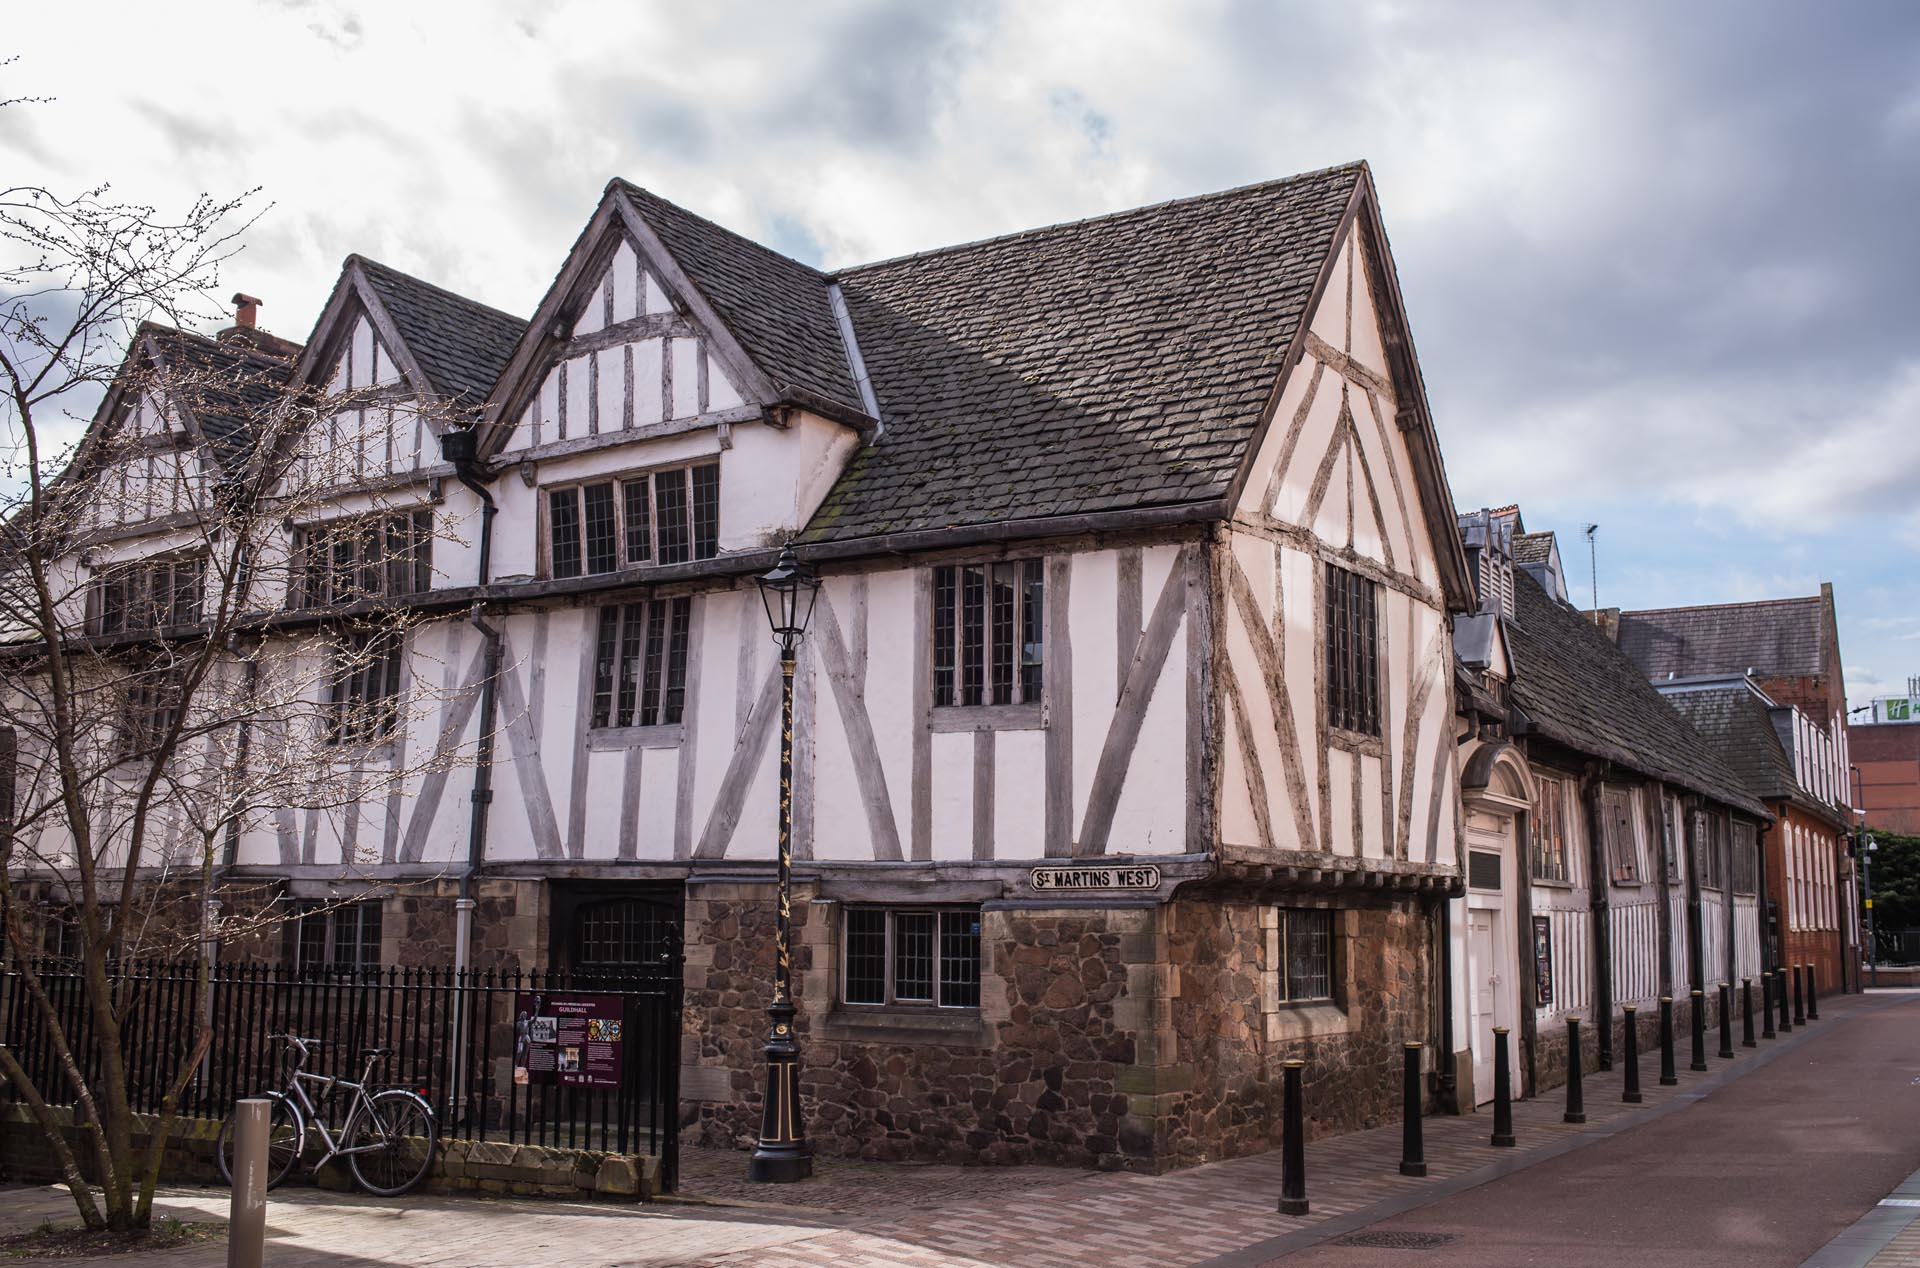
left=609, top=179, right=831, bottom=281
left=1622, top=594, right=1823, bottom=617
left=347, top=254, right=527, bottom=326
left=832, top=160, right=1369, bottom=278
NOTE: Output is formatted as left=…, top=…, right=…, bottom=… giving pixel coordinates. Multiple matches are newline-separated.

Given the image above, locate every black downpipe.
left=1435, top=894, right=1458, bottom=1114
left=443, top=430, right=500, bottom=904
left=1582, top=770, right=1614, bottom=1070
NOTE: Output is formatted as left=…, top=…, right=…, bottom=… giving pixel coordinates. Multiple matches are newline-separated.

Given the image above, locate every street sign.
left=1029, top=864, right=1161, bottom=892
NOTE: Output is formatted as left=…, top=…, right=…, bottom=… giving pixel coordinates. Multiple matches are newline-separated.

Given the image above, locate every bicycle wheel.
left=346, top=1089, right=438, bottom=1196
left=217, top=1093, right=305, bottom=1190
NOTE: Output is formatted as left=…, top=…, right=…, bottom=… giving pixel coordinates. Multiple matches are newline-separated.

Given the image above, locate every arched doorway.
left=1460, top=742, right=1533, bottom=1106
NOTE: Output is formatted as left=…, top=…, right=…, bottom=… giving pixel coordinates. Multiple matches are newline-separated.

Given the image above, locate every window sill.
left=822, top=1007, right=991, bottom=1049
left=929, top=703, right=1044, bottom=733
left=586, top=723, right=686, bottom=751
left=1531, top=877, right=1577, bottom=890
left=1266, top=1001, right=1350, bottom=1043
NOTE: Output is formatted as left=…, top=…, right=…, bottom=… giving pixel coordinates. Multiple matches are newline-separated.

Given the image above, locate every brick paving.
left=0, top=991, right=1899, bottom=1268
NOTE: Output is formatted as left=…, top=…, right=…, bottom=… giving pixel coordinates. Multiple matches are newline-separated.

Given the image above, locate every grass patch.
left=0, top=1216, right=224, bottom=1259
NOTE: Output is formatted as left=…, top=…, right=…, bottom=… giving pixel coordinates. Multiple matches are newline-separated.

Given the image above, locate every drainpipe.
left=1581, top=767, right=1614, bottom=1069
left=1435, top=890, right=1458, bottom=1114
left=439, top=428, right=500, bottom=978
left=442, top=427, right=500, bottom=1124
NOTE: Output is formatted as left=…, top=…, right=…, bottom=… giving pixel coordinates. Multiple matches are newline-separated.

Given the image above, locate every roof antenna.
left=1583, top=523, right=1599, bottom=620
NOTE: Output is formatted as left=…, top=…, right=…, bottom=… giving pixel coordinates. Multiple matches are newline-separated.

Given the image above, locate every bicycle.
left=217, top=1034, right=438, bottom=1196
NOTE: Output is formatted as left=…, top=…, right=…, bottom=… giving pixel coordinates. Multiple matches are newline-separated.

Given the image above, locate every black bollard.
left=1689, top=988, right=1708, bottom=1072
left=1658, top=996, right=1678, bottom=1086
left=1564, top=1017, right=1586, bottom=1124
left=1279, top=1058, right=1308, bottom=1215
left=1793, top=963, right=1806, bottom=1026
left=1761, top=972, right=1776, bottom=1040
left=1491, top=1027, right=1516, bottom=1147
left=1622, top=1005, right=1642, bottom=1103
left=1718, top=982, right=1735, bottom=1059
left=1741, top=978, right=1756, bottom=1048
left=1777, top=968, right=1793, bottom=1032
left=1400, top=1042, right=1426, bottom=1177
left=1806, top=963, right=1820, bottom=1021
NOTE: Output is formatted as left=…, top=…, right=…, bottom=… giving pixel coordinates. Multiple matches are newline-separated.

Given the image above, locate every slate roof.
left=1662, top=687, right=1801, bottom=803
left=1506, top=568, right=1768, bottom=815
left=1616, top=597, right=1826, bottom=682
left=614, top=181, right=861, bottom=415
left=353, top=257, right=527, bottom=406
left=804, top=164, right=1364, bottom=542
left=147, top=325, right=300, bottom=467
left=1513, top=531, right=1555, bottom=566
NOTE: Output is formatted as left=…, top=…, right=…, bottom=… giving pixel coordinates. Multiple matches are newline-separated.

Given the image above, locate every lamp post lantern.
left=748, top=545, right=819, bottom=1183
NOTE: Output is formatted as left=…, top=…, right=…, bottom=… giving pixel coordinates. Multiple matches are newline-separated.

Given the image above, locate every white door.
left=1469, top=910, right=1499, bottom=1105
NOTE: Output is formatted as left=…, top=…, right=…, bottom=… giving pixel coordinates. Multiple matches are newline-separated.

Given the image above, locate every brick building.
left=1850, top=722, right=1920, bottom=836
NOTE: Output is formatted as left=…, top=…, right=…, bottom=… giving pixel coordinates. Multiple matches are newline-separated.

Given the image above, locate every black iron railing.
left=0, top=960, right=682, bottom=1190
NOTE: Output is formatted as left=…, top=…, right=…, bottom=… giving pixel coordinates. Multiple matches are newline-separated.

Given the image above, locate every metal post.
left=1564, top=1017, right=1585, bottom=1124
left=227, top=1098, right=268, bottom=1268
left=1806, top=962, right=1820, bottom=1020
left=1658, top=996, right=1677, bottom=1086
left=1689, top=988, right=1708, bottom=1072
left=1777, top=967, right=1793, bottom=1032
left=748, top=653, right=811, bottom=1183
left=1864, top=835, right=1878, bottom=988
left=1792, top=963, right=1806, bottom=1027
left=1491, top=1027, right=1515, bottom=1147
left=1621, top=1005, right=1641, bottom=1103
left=1741, top=978, right=1756, bottom=1048
left=1761, top=970, right=1776, bottom=1039
left=1400, top=1042, right=1426, bottom=1177
left=1279, top=1059, right=1309, bottom=1215
left=1717, top=982, right=1735, bottom=1059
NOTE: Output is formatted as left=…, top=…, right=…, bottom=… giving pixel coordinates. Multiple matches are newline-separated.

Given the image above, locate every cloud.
left=2, top=0, right=1917, bottom=695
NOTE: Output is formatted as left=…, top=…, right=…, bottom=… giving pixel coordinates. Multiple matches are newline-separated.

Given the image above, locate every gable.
left=325, top=314, right=405, bottom=394
left=495, top=231, right=751, bottom=455
left=1237, top=221, right=1445, bottom=599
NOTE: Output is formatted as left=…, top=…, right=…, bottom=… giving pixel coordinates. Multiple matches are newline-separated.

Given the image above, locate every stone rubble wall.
left=678, top=884, right=1446, bottom=1174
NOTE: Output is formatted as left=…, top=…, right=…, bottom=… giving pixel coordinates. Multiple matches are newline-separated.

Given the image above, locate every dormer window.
left=546, top=461, right=719, bottom=579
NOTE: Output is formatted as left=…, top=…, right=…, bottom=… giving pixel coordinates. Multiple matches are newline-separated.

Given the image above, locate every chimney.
left=231, top=293, right=262, bottom=329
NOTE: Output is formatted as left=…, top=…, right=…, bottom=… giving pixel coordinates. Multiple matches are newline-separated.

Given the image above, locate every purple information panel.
left=513, top=992, right=625, bottom=1088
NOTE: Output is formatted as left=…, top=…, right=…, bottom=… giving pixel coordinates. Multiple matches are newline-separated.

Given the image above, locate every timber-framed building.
left=10, top=161, right=1780, bottom=1172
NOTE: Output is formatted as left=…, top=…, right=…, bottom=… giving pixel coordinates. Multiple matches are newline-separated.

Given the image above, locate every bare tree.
left=0, top=170, right=475, bottom=1231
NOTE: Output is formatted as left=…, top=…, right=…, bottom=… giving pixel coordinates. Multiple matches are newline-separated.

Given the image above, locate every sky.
left=4, top=1, right=1918, bottom=705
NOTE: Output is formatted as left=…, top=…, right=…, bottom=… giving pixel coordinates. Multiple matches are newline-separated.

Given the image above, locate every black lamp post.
left=748, top=545, right=819, bottom=1183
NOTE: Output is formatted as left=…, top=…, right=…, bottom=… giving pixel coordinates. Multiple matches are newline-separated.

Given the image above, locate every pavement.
left=1, top=989, right=1913, bottom=1267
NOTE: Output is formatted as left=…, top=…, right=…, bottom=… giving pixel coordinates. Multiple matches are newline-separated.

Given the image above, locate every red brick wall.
left=1764, top=804, right=1851, bottom=996
left=1850, top=724, right=1920, bottom=835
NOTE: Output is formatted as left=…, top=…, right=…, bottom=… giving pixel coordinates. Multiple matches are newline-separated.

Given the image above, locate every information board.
left=513, top=992, right=625, bottom=1088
